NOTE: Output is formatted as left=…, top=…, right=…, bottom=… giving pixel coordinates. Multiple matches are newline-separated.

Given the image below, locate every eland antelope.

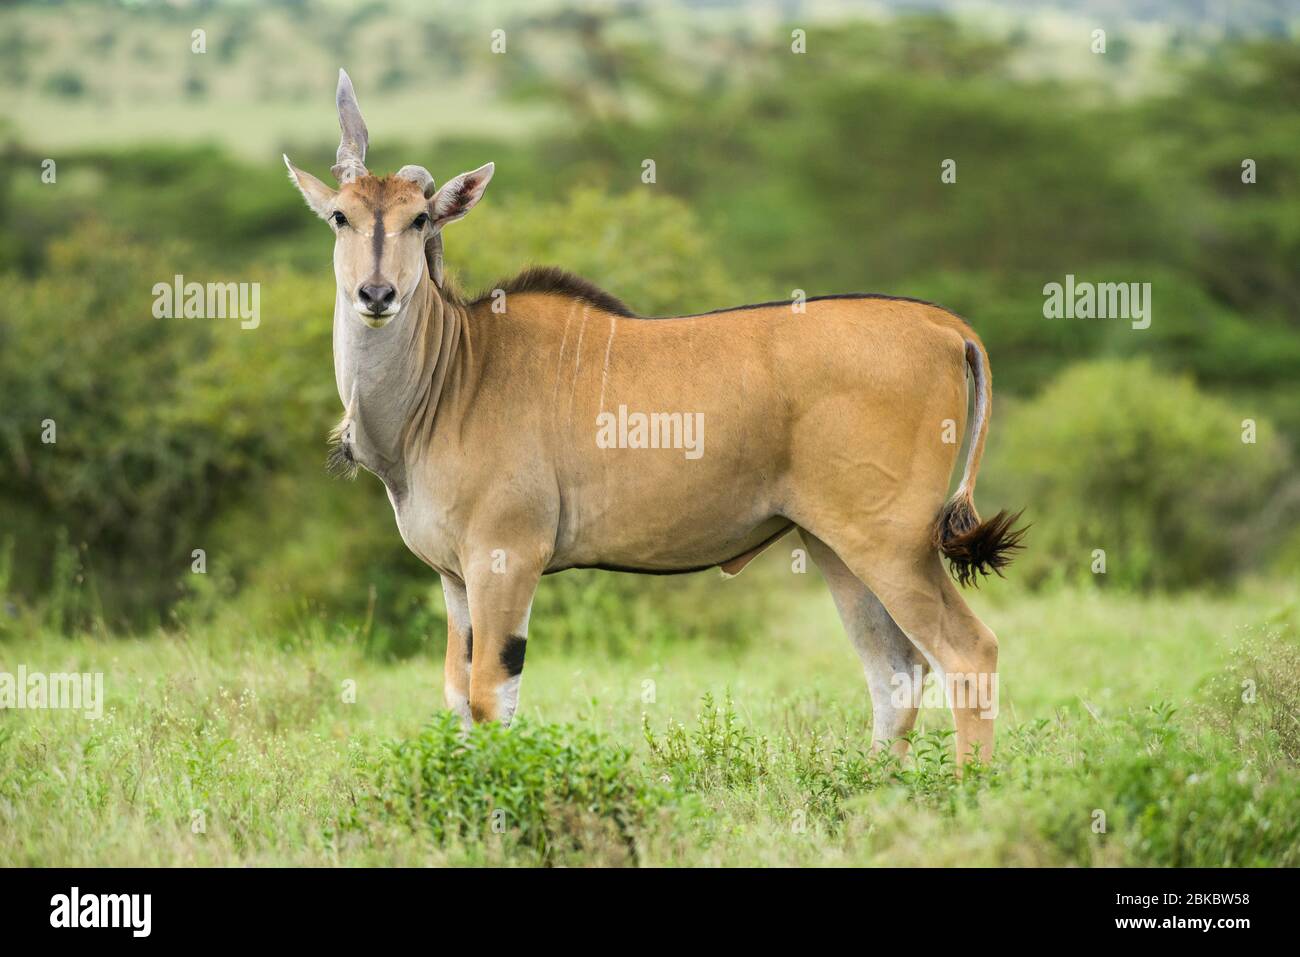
left=285, top=71, right=1024, bottom=766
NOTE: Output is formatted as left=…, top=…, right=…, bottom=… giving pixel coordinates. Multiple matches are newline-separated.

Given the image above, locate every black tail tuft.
left=933, top=497, right=1027, bottom=588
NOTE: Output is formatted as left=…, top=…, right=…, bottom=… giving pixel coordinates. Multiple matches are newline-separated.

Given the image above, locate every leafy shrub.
left=985, top=358, right=1292, bottom=590
left=646, top=693, right=990, bottom=806
left=0, top=227, right=303, bottom=623
left=643, top=692, right=772, bottom=791
left=1006, top=703, right=1300, bottom=867
left=1200, top=627, right=1300, bottom=765
left=351, top=713, right=666, bottom=865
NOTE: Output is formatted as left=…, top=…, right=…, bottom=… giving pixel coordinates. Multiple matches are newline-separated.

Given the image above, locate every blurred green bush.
left=0, top=225, right=318, bottom=624
left=985, top=359, right=1292, bottom=590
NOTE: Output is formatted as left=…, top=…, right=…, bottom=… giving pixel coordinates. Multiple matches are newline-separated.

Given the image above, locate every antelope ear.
left=284, top=155, right=338, bottom=220
left=429, top=162, right=494, bottom=228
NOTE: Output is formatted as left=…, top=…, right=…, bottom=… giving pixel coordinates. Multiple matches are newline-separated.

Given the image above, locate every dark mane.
left=673, top=293, right=953, bottom=318
left=470, top=267, right=960, bottom=324
left=473, top=266, right=637, bottom=317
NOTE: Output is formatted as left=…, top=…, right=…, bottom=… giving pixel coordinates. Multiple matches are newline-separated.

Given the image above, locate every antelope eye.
left=411, top=212, right=430, bottom=230
left=331, top=211, right=348, bottom=228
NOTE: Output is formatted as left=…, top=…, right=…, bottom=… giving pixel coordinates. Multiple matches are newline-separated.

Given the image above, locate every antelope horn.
left=331, top=69, right=369, bottom=184
left=397, top=165, right=442, bottom=284
left=395, top=165, right=441, bottom=284
left=395, top=165, right=437, bottom=198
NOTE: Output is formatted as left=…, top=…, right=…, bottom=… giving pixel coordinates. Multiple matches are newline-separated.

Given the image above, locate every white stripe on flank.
left=597, top=315, right=617, bottom=412
left=566, top=306, right=589, bottom=427
left=572, top=306, right=589, bottom=378
left=552, top=304, right=575, bottom=408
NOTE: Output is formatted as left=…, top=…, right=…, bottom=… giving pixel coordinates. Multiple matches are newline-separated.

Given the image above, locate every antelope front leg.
left=441, top=576, right=473, bottom=727
left=464, top=553, right=543, bottom=726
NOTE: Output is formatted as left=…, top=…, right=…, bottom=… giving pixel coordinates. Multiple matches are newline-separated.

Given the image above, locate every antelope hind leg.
left=804, top=526, right=1000, bottom=767
left=860, top=550, right=1000, bottom=767
left=799, top=530, right=929, bottom=757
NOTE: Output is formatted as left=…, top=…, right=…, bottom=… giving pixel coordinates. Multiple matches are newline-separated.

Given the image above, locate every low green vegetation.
left=2, top=577, right=1296, bottom=866
left=350, top=714, right=666, bottom=865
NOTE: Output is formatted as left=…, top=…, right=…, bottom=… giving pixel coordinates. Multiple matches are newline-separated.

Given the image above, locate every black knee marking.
left=500, top=635, right=527, bottom=677
left=465, top=629, right=473, bottom=662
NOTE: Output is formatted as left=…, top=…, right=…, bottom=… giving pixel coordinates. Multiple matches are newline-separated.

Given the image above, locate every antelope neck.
left=331, top=268, right=468, bottom=489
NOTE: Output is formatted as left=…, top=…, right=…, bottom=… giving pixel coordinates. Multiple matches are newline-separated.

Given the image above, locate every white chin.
left=354, top=304, right=397, bottom=328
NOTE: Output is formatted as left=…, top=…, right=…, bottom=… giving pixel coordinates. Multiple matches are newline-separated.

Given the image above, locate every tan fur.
left=410, top=283, right=1009, bottom=764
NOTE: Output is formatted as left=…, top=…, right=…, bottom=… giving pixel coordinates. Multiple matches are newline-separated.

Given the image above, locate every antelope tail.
left=933, top=338, right=1026, bottom=587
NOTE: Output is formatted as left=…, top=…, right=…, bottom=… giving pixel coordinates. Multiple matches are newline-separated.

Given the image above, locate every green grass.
left=0, top=577, right=1297, bottom=866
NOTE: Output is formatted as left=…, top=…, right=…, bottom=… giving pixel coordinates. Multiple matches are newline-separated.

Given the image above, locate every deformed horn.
left=331, top=69, right=369, bottom=184
left=395, top=165, right=437, bottom=198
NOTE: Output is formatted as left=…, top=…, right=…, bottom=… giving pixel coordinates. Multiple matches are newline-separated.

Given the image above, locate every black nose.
left=357, top=282, right=396, bottom=313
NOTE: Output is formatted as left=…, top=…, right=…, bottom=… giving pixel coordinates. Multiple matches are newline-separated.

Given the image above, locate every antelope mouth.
left=353, top=301, right=400, bottom=327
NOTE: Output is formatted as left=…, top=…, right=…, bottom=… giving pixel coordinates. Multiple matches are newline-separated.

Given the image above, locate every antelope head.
left=284, top=69, right=494, bottom=329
